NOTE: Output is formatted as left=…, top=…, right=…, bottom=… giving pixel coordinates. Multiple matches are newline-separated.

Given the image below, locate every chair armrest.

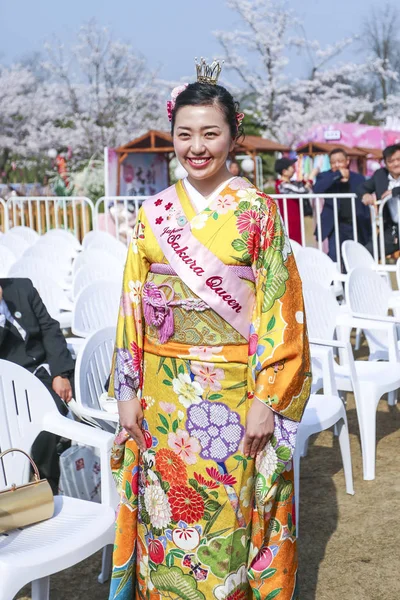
left=372, top=264, right=397, bottom=273
left=337, top=312, right=400, bottom=328
left=42, top=412, right=113, bottom=449
left=78, top=405, right=119, bottom=423
left=309, top=337, right=348, bottom=349
left=337, top=313, right=399, bottom=361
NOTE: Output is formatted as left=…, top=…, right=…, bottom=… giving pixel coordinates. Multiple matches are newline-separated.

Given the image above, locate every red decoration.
left=168, top=484, right=205, bottom=524
left=148, top=539, right=165, bottom=564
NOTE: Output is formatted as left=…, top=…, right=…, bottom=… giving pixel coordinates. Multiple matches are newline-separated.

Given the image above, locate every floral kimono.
left=108, top=176, right=311, bottom=600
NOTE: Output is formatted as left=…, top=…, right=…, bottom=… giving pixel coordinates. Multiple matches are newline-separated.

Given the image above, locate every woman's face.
left=173, top=104, right=235, bottom=183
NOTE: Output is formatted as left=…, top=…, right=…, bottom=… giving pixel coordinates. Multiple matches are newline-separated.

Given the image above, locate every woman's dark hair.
left=171, top=82, right=244, bottom=140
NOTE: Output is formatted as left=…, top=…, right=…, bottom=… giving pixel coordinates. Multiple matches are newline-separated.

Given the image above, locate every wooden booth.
left=114, top=130, right=291, bottom=195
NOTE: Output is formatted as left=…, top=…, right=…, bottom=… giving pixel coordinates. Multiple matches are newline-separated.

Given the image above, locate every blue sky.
left=1, top=0, right=387, bottom=81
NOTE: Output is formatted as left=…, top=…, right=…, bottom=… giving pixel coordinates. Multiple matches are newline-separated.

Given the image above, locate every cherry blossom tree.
left=215, top=0, right=374, bottom=144
left=43, top=22, right=169, bottom=165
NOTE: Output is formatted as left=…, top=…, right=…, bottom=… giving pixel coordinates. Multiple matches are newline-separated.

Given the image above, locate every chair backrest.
left=0, top=360, right=58, bottom=489
left=342, top=240, right=375, bottom=273
left=30, top=275, right=71, bottom=320
left=75, top=326, right=116, bottom=413
left=346, top=267, right=390, bottom=318
left=72, top=248, right=122, bottom=277
left=43, top=228, right=82, bottom=251
left=72, top=280, right=121, bottom=337
left=296, top=247, right=339, bottom=289
left=8, top=226, right=39, bottom=246
left=83, top=230, right=120, bottom=250
left=289, top=239, right=303, bottom=257
left=26, top=240, right=73, bottom=273
left=0, top=233, right=30, bottom=259
left=73, top=263, right=123, bottom=300
left=9, top=257, right=67, bottom=289
left=88, top=237, right=128, bottom=262
left=0, top=245, right=16, bottom=276
left=302, top=280, right=340, bottom=340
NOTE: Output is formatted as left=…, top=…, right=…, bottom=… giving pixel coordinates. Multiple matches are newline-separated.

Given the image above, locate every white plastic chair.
left=9, top=257, right=68, bottom=290
left=82, top=230, right=113, bottom=249
left=24, top=242, right=72, bottom=277
left=75, top=326, right=118, bottom=430
left=72, top=280, right=121, bottom=338
left=8, top=226, right=39, bottom=246
left=303, top=280, right=400, bottom=480
left=296, top=246, right=345, bottom=296
left=43, top=228, right=82, bottom=252
left=346, top=267, right=398, bottom=361
left=289, top=238, right=303, bottom=256
left=72, top=248, right=123, bottom=278
left=294, top=344, right=354, bottom=533
left=0, top=233, right=29, bottom=259
left=87, top=237, right=127, bottom=262
left=30, top=275, right=73, bottom=329
left=72, top=263, right=123, bottom=300
left=0, top=245, right=16, bottom=276
left=0, top=360, right=117, bottom=600
left=342, top=239, right=397, bottom=276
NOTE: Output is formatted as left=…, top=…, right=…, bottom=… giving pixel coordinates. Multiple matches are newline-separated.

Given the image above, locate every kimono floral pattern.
left=108, top=177, right=311, bottom=600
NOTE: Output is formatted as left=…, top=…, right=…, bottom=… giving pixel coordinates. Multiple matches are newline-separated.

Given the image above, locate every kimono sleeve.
left=249, top=198, right=311, bottom=422
left=109, top=207, right=150, bottom=402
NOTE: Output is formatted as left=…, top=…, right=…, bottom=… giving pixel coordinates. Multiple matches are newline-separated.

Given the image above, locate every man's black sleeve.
left=313, top=171, right=342, bottom=194
left=28, top=282, right=74, bottom=378
left=357, top=175, right=376, bottom=197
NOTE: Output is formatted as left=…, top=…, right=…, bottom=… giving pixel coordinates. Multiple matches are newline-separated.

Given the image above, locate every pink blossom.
left=159, top=402, right=176, bottom=415
left=168, top=429, right=201, bottom=464
left=229, top=178, right=253, bottom=191
left=171, top=84, right=189, bottom=102
left=120, top=292, right=133, bottom=317
left=249, top=333, right=258, bottom=356
left=191, top=362, right=225, bottom=391
left=209, top=194, right=238, bottom=214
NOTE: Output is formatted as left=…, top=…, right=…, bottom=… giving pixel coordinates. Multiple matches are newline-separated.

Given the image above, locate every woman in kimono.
left=108, top=60, right=311, bottom=600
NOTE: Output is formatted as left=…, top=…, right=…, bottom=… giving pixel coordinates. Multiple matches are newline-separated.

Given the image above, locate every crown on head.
left=195, top=57, right=223, bottom=85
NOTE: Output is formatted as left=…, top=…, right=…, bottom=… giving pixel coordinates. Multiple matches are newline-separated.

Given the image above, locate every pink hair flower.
left=166, top=83, right=189, bottom=121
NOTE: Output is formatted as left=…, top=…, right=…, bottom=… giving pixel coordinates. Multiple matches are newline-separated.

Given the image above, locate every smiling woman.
left=108, top=59, right=311, bottom=600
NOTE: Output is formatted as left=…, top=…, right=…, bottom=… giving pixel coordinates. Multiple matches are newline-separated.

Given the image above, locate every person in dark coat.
left=357, top=144, right=400, bottom=256
left=313, top=148, right=371, bottom=262
left=0, top=278, right=75, bottom=491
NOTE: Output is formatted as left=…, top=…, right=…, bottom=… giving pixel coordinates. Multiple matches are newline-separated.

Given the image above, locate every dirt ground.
left=15, top=385, right=400, bottom=600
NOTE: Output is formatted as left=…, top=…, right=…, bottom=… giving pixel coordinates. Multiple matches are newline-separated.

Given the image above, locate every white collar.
left=183, top=177, right=236, bottom=212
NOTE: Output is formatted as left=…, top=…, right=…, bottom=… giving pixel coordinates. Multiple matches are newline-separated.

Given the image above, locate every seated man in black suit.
left=0, top=278, right=75, bottom=492
left=313, top=148, right=371, bottom=261
left=358, top=144, right=400, bottom=256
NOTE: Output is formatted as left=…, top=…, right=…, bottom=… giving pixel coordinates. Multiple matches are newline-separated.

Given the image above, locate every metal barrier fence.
left=0, top=198, right=9, bottom=233
left=2, top=193, right=400, bottom=268
left=5, top=197, right=95, bottom=239
left=94, top=196, right=147, bottom=245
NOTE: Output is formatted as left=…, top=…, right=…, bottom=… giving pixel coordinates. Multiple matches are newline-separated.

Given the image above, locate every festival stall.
left=295, top=142, right=371, bottom=179
left=105, top=131, right=291, bottom=195
left=296, top=123, right=400, bottom=178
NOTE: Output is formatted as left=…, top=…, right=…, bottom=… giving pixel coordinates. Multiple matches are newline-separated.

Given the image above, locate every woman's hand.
left=118, top=398, right=146, bottom=452
left=243, top=399, right=275, bottom=458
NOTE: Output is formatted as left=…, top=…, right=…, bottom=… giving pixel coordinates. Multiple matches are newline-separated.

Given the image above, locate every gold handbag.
left=0, top=448, right=54, bottom=534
